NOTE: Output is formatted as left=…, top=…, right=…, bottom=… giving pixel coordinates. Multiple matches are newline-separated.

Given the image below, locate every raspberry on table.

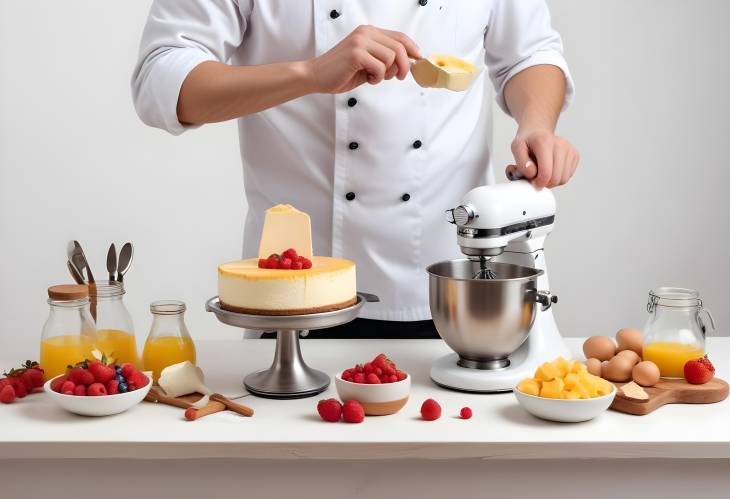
left=460, top=407, right=473, bottom=419
left=420, top=398, right=442, bottom=421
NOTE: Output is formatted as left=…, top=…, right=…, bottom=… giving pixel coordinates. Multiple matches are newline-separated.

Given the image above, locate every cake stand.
left=206, top=293, right=379, bottom=399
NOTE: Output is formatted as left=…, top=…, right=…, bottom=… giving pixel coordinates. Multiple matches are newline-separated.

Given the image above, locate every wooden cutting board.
left=610, top=377, right=729, bottom=415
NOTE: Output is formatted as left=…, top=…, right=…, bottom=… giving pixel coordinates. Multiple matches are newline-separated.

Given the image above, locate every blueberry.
left=115, top=366, right=122, bottom=374
left=118, top=382, right=128, bottom=393
left=115, top=374, right=125, bottom=383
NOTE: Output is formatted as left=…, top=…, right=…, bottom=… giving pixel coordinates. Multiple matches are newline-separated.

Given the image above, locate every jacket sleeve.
left=131, top=0, right=250, bottom=135
left=484, top=0, right=575, bottom=116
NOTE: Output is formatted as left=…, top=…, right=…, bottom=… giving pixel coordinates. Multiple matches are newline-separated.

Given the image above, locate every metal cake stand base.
left=206, top=293, right=379, bottom=399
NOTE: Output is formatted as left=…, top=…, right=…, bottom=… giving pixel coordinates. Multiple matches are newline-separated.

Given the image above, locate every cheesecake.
left=218, top=256, right=356, bottom=315
left=217, top=204, right=357, bottom=315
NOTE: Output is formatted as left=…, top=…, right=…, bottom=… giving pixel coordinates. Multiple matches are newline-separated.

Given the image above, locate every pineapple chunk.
left=563, top=373, right=580, bottom=390
left=535, top=362, right=560, bottom=382
left=573, top=382, right=590, bottom=399
left=540, top=378, right=565, bottom=399
left=552, top=357, right=570, bottom=377
left=577, top=373, right=599, bottom=397
left=517, top=378, right=541, bottom=396
left=568, top=360, right=587, bottom=374
left=596, top=377, right=614, bottom=396
left=563, top=389, right=581, bottom=400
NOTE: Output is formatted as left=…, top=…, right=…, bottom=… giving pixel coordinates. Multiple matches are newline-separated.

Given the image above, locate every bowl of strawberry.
left=334, top=354, right=410, bottom=415
left=44, top=360, right=151, bottom=416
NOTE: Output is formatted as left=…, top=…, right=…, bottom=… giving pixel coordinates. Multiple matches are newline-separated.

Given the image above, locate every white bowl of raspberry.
left=44, top=364, right=152, bottom=417
left=335, top=354, right=411, bottom=415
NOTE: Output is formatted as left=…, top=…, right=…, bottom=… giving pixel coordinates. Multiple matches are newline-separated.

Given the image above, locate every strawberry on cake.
left=218, top=204, right=356, bottom=315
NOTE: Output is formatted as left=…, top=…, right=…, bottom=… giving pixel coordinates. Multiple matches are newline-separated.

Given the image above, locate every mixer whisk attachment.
left=472, top=256, right=497, bottom=280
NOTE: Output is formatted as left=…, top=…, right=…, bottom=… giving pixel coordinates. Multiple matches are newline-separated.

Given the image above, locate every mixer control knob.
left=451, top=205, right=475, bottom=226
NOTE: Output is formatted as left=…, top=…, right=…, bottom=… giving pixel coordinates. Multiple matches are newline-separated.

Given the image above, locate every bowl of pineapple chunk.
left=514, top=357, right=616, bottom=422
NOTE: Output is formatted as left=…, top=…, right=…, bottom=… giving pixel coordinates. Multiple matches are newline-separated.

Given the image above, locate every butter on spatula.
left=158, top=361, right=213, bottom=408
left=411, top=54, right=480, bottom=92
left=257, top=204, right=313, bottom=260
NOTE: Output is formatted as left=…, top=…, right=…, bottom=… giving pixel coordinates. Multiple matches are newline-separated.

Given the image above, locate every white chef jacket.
left=132, top=0, right=573, bottom=321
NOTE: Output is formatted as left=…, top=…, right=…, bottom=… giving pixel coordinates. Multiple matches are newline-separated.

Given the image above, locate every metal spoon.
left=67, top=260, right=85, bottom=284
left=106, top=243, right=117, bottom=282
left=74, top=241, right=96, bottom=284
left=66, top=242, right=86, bottom=284
left=117, top=242, right=133, bottom=283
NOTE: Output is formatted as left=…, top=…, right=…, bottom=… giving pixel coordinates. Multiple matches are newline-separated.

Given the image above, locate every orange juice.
left=40, top=335, right=95, bottom=379
left=142, top=336, right=196, bottom=382
left=643, top=341, right=705, bottom=378
left=95, top=329, right=140, bottom=367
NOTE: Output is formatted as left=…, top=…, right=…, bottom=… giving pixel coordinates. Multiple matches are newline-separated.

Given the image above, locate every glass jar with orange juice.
left=142, top=301, right=196, bottom=382
left=642, top=287, right=716, bottom=378
left=91, top=281, right=139, bottom=367
left=40, top=285, right=97, bottom=379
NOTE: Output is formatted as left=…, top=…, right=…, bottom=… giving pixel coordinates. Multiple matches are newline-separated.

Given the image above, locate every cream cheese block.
left=218, top=257, right=356, bottom=315
left=410, top=54, right=479, bottom=91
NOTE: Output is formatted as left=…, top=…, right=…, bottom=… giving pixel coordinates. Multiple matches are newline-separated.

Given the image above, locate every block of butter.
left=258, top=204, right=314, bottom=260
left=411, top=54, right=480, bottom=92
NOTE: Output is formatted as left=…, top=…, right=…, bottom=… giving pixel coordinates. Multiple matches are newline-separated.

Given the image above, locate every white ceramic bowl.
left=335, top=374, right=411, bottom=415
left=44, top=374, right=152, bottom=417
left=514, top=385, right=617, bottom=423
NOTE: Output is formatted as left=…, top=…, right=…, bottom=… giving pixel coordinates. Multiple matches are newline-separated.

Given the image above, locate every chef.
left=132, top=0, right=578, bottom=338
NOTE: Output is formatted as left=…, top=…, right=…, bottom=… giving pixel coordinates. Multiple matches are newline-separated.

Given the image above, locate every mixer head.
left=446, top=180, right=556, bottom=259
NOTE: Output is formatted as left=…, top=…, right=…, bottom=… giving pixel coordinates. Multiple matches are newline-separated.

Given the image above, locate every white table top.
left=1, top=338, right=728, bottom=460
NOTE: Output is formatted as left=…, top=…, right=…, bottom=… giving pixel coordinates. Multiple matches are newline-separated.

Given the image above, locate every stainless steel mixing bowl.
left=427, top=259, right=555, bottom=369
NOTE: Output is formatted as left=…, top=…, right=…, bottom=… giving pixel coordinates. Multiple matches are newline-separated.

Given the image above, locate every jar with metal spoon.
left=642, top=287, right=716, bottom=378
left=91, top=281, right=139, bottom=367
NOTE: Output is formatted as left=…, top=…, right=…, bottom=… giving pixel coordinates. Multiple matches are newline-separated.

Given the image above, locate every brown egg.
left=601, top=360, right=610, bottom=378
left=616, top=328, right=643, bottom=357
left=583, top=336, right=617, bottom=361
left=603, top=355, right=634, bottom=382
left=616, top=349, right=641, bottom=366
left=632, top=361, right=660, bottom=387
left=586, top=358, right=602, bottom=377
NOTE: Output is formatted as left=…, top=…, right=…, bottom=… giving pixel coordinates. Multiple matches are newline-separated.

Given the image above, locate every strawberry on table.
left=317, top=398, right=342, bottom=422
left=684, top=355, right=715, bottom=384
left=342, top=400, right=365, bottom=423
left=9, top=378, right=27, bottom=398
left=0, top=385, right=15, bottom=404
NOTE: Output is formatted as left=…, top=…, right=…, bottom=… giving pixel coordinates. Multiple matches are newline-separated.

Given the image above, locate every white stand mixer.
left=430, top=180, right=570, bottom=392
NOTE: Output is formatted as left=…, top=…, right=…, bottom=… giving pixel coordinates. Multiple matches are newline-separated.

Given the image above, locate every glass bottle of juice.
left=40, top=285, right=97, bottom=379
left=91, top=281, right=139, bottom=367
left=642, top=287, right=716, bottom=378
left=142, top=301, right=196, bottom=383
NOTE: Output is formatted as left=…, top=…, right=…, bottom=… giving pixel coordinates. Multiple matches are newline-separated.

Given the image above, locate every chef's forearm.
left=177, top=60, right=316, bottom=125
left=503, top=64, right=566, bottom=133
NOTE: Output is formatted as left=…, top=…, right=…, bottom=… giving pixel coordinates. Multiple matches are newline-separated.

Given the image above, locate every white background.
left=1, top=0, right=729, bottom=356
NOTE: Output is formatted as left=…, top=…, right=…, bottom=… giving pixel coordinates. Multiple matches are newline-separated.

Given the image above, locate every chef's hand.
left=307, top=25, right=422, bottom=94
left=505, top=129, right=580, bottom=189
